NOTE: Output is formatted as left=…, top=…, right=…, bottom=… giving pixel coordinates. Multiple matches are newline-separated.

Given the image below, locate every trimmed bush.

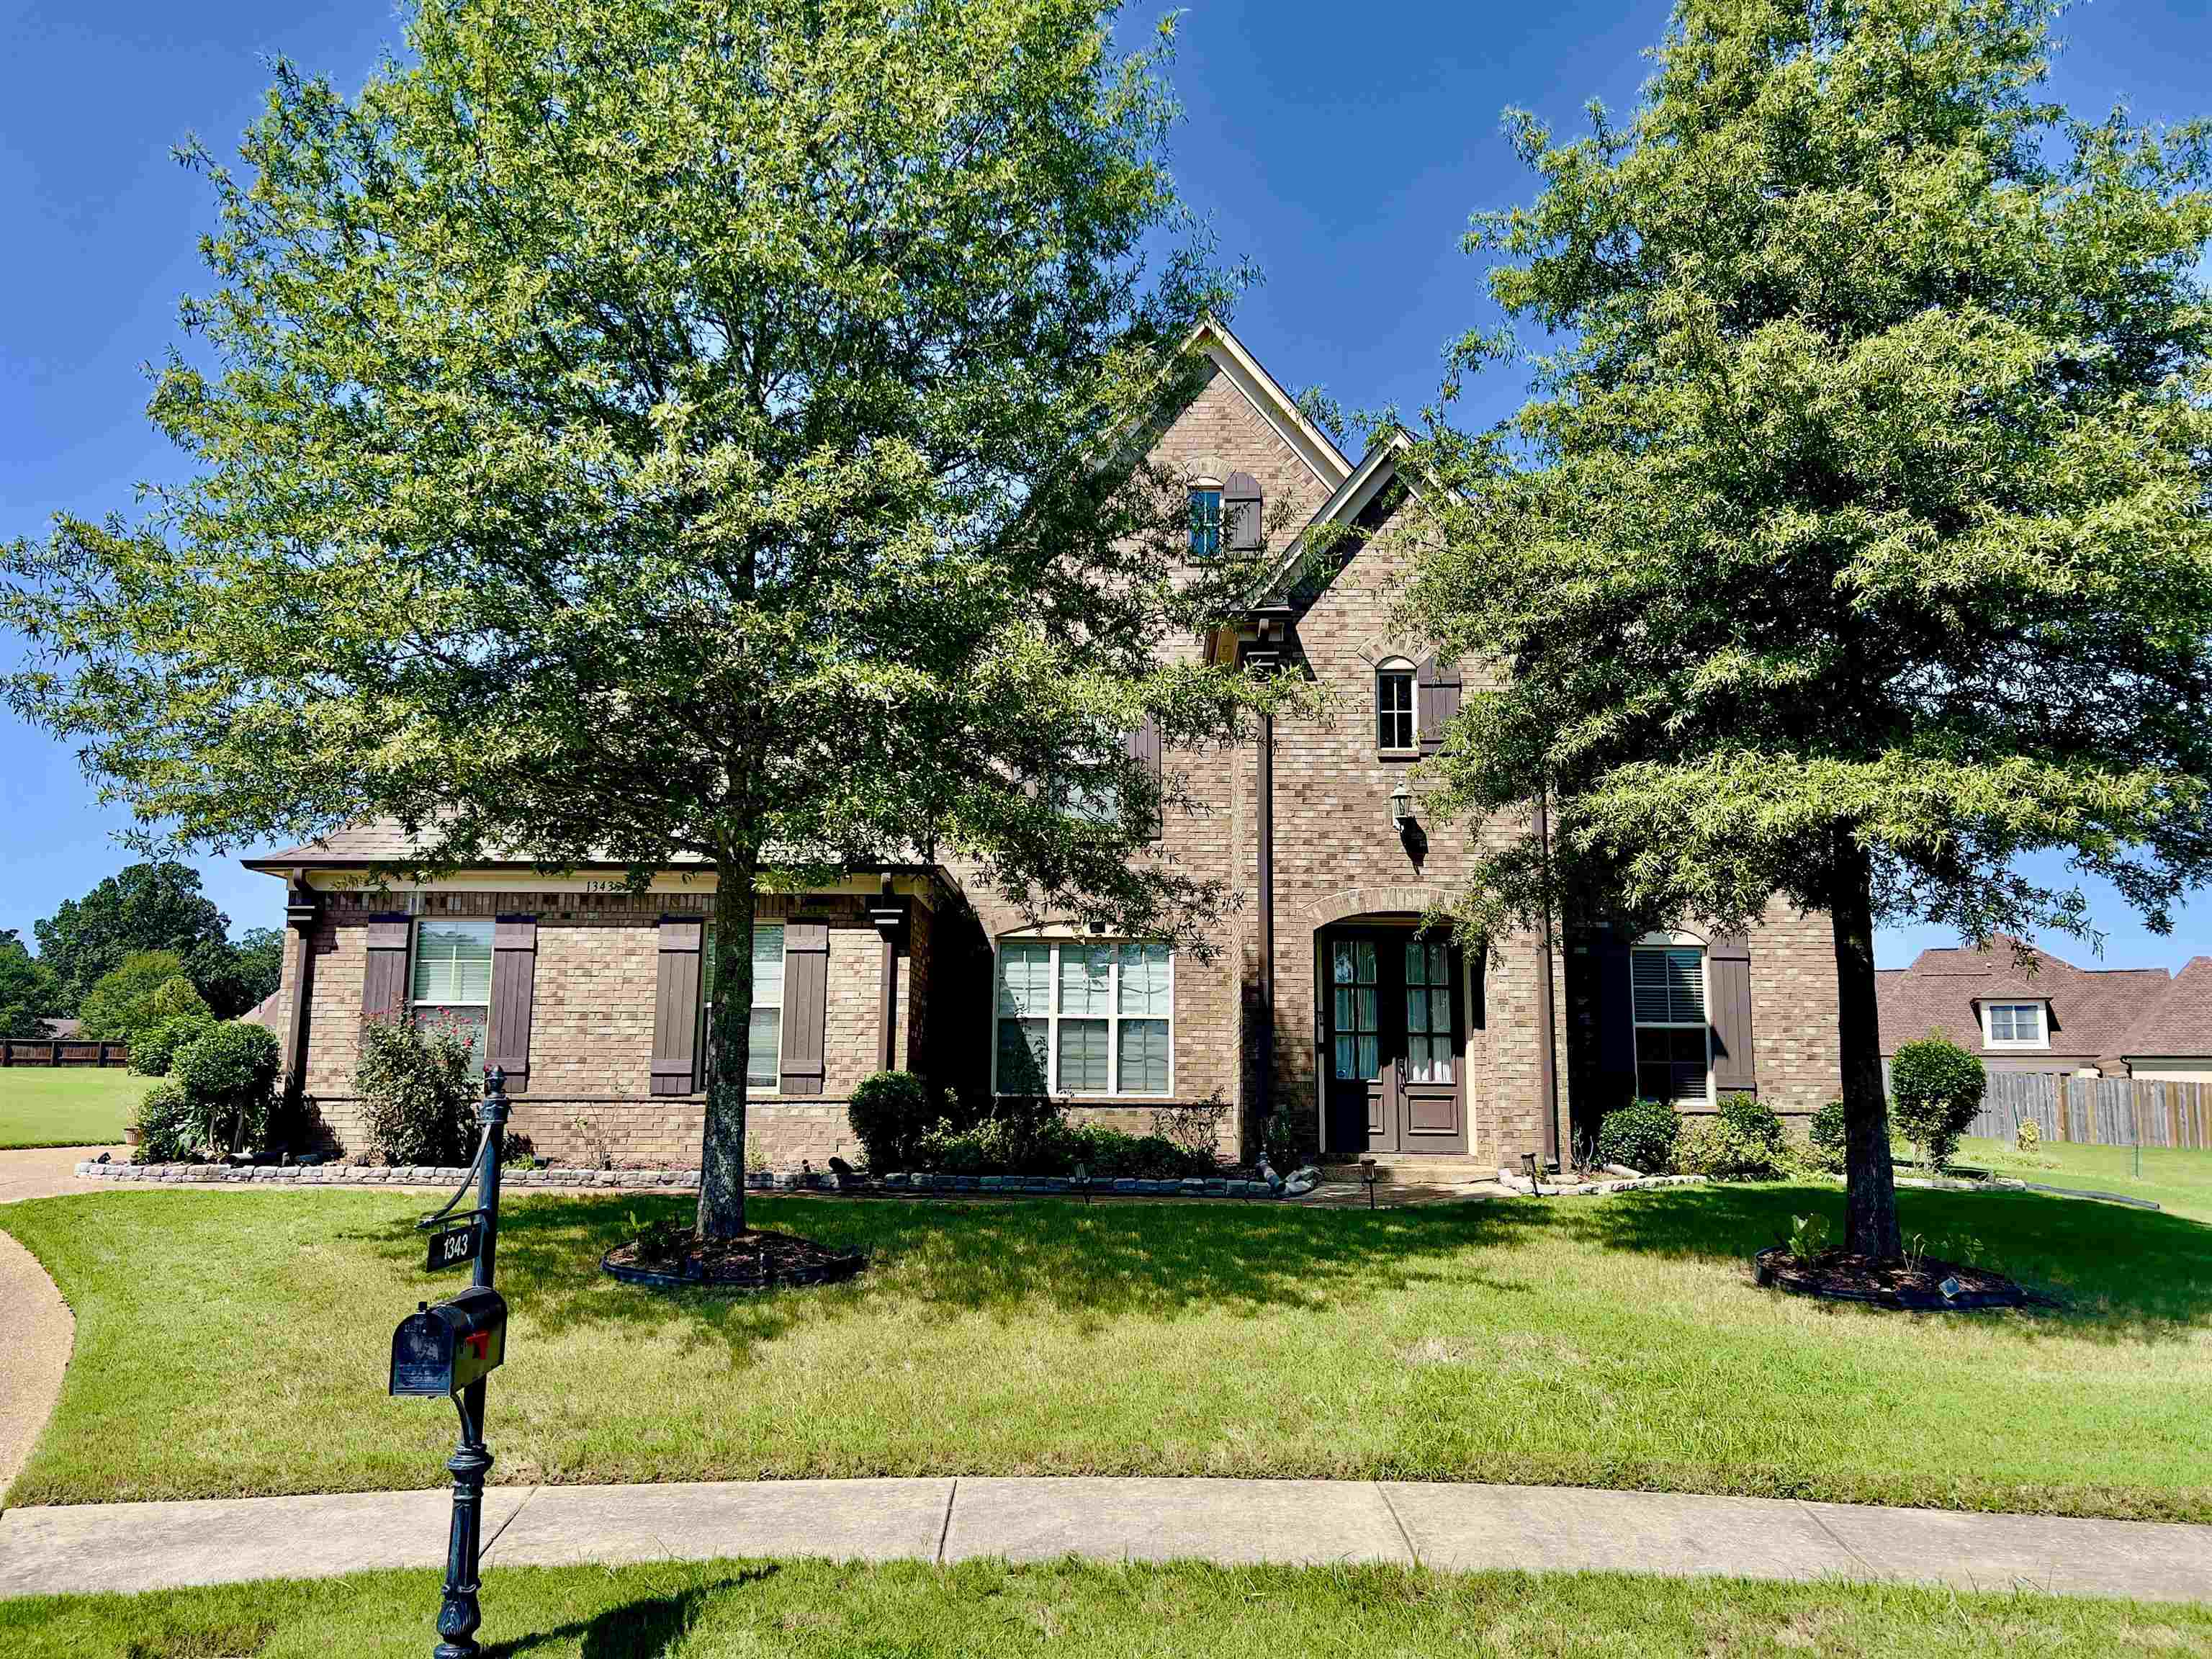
left=846, top=1071, right=937, bottom=1173
left=1891, top=1035, right=1987, bottom=1172
left=1804, top=1098, right=1848, bottom=1175
left=174, top=1020, right=282, bottom=1152
left=1595, top=1099, right=1681, bottom=1174
left=909, top=1097, right=1217, bottom=1180
left=355, top=1015, right=480, bottom=1166
left=1676, top=1093, right=1786, bottom=1179
left=132, top=1082, right=196, bottom=1163
left=129, top=1012, right=217, bottom=1077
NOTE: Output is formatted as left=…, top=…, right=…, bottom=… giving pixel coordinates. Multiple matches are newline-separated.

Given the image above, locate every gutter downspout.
left=1534, top=784, right=1561, bottom=1170
left=1246, top=624, right=1282, bottom=1141
left=282, top=873, right=320, bottom=1123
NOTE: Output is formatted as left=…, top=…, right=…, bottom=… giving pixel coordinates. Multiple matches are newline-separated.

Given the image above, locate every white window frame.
left=1981, top=1001, right=2049, bottom=1050
left=1187, top=482, right=1223, bottom=559
left=703, top=923, right=787, bottom=1089
left=410, top=917, right=493, bottom=1071
left=1630, top=932, right=1713, bottom=1107
left=1376, top=657, right=1417, bottom=755
left=991, top=937, right=1175, bottom=1098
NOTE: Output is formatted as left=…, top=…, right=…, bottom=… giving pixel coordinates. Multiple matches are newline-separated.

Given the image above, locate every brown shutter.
left=1416, top=655, right=1462, bottom=755
left=1225, top=471, right=1264, bottom=551
left=1125, top=717, right=1163, bottom=841
left=780, top=920, right=830, bottom=1095
left=361, top=917, right=411, bottom=1023
left=650, top=917, right=703, bottom=1096
left=1593, top=930, right=1638, bottom=1110
left=1708, top=932, right=1758, bottom=1094
left=487, top=917, right=538, bottom=1090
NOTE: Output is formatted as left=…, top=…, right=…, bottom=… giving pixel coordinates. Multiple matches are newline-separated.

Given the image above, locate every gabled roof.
left=1188, top=318, right=1353, bottom=491
left=2114, top=956, right=2212, bottom=1058
left=1874, top=934, right=2177, bottom=1063
left=1253, top=428, right=1414, bottom=608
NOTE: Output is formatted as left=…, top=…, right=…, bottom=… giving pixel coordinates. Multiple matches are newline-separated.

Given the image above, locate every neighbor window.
left=412, top=919, right=493, bottom=1071
left=702, top=924, right=786, bottom=1088
left=1188, top=487, right=1222, bottom=559
left=1985, top=1002, right=2046, bottom=1047
left=995, top=939, right=1172, bottom=1096
left=1377, top=661, right=1416, bottom=751
left=1632, top=943, right=1709, bottom=1104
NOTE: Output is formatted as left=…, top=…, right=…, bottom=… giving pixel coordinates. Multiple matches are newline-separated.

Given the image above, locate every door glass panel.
left=1334, top=988, right=1354, bottom=1030
left=1355, top=940, right=1376, bottom=982
left=1334, top=1035, right=1356, bottom=1079
left=1357, top=1035, right=1379, bottom=1079
left=1333, top=943, right=1357, bottom=984
left=1404, top=938, right=1454, bottom=1082
left=1407, top=989, right=1429, bottom=1033
left=1329, top=935, right=1382, bottom=1081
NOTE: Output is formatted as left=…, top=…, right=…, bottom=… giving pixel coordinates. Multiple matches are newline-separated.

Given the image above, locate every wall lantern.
left=1390, top=781, right=1413, bottom=830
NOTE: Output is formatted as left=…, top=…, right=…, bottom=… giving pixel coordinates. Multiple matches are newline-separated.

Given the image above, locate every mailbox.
left=389, top=1285, right=508, bottom=1398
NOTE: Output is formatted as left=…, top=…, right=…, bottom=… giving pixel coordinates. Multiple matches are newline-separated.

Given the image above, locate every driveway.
left=0, top=1145, right=124, bottom=1206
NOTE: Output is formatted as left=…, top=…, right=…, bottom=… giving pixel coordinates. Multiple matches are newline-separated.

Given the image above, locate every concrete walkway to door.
left=4, top=1475, right=2209, bottom=1604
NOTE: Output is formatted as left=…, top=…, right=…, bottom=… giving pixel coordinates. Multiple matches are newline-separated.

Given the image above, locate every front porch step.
left=1319, top=1156, right=1500, bottom=1183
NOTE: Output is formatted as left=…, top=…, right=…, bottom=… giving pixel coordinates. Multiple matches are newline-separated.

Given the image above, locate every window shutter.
left=1125, top=717, right=1163, bottom=841
left=650, top=917, right=703, bottom=1096
left=1415, top=655, right=1462, bottom=755
left=361, top=917, right=411, bottom=1022
left=1225, top=470, right=1264, bottom=552
left=1593, top=932, right=1637, bottom=1112
left=779, top=921, right=830, bottom=1096
left=487, top=917, right=538, bottom=1090
left=1708, top=932, right=1758, bottom=1094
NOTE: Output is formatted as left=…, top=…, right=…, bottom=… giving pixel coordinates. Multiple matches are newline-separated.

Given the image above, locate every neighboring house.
left=1875, top=938, right=2212, bottom=1082
left=246, top=320, right=1845, bottom=1170
left=39, top=1017, right=81, bottom=1040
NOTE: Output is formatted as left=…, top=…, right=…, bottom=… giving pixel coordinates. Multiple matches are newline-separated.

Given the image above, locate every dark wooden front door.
left=1323, top=930, right=1467, bottom=1155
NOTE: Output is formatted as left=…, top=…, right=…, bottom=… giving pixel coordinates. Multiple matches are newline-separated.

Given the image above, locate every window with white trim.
left=412, top=919, right=493, bottom=1071
left=1632, top=943, right=1709, bottom=1104
left=1188, top=487, right=1222, bottom=559
left=1377, top=660, right=1416, bottom=752
left=1984, top=1002, right=2046, bottom=1048
left=702, top=924, right=786, bottom=1088
left=995, top=939, right=1172, bottom=1096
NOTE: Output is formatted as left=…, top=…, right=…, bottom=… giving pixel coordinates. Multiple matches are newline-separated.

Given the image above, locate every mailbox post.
left=390, top=1067, right=511, bottom=1659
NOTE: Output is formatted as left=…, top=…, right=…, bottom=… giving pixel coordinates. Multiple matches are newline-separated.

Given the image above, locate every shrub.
left=1890, top=1035, right=1987, bottom=1172
left=1596, top=1099, right=1681, bottom=1173
left=1804, top=1098, right=1848, bottom=1175
left=132, top=1082, right=196, bottom=1163
left=846, top=1071, right=938, bottom=1172
left=1676, top=1095, right=1786, bottom=1179
left=355, top=1015, right=480, bottom=1166
left=1786, top=1212, right=1832, bottom=1262
left=2015, top=1115, right=2040, bottom=1154
left=129, top=1011, right=217, bottom=1076
left=80, top=953, right=206, bottom=1043
left=173, top=1020, right=282, bottom=1152
left=909, top=1100, right=1218, bottom=1181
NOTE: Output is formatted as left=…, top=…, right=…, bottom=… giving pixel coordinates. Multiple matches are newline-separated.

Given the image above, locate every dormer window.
left=1377, top=659, right=1416, bottom=753
left=1188, top=486, right=1222, bottom=559
left=1984, top=1002, right=2048, bottom=1048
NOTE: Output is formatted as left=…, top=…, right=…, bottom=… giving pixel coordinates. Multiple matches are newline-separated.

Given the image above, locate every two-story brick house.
left=248, top=320, right=1845, bottom=1171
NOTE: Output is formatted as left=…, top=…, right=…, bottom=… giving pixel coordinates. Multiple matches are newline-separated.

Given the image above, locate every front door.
left=1323, top=930, right=1467, bottom=1155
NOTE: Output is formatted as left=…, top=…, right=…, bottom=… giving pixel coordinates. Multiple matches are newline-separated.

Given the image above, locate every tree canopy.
left=4, top=0, right=1291, bottom=1236
left=0, top=932, right=63, bottom=1040
left=32, top=861, right=230, bottom=1012
left=1403, top=0, right=2212, bottom=1254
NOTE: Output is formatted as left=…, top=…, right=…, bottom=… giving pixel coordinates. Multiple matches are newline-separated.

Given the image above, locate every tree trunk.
left=1830, top=835, right=1902, bottom=1259
left=696, top=842, right=758, bottom=1238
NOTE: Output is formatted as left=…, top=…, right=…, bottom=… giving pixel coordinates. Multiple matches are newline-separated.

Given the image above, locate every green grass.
left=1959, top=1135, right=2212, bottom=1224
left=8, top=1558, right=2211, bottom=1659
left=0, top=1066, right=148, bottom=1148
left=7, top=1184, right=2211, bottom=1521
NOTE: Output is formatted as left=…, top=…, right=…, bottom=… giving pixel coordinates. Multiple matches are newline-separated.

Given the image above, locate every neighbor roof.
left=1874, top=935, right=2177, bottom=1064
left=2113, top=956, right=2212, bottom=1059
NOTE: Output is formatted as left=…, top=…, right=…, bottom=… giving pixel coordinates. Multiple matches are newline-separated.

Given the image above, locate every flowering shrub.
left=355, top=1015, right=479, bottom=1166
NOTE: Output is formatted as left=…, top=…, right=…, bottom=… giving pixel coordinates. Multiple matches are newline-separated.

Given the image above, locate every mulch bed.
left=1753, top=1246, right=2042, bottom=1310
left=601, top=1228, right=866, bottom=1292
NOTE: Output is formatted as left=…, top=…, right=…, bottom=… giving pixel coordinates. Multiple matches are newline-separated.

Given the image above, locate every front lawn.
left=7, top=1558, right=2208, bottom=1659
left=1960, top=1135, right=2212, bottom=1225
left=0, top=1066, right=148, bottom=1148
left=6, top=1184, right=2210, bottom=1519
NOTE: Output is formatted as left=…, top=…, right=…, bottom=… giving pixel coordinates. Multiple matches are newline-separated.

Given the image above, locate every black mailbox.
left=389, top=1285, right=508, bottom=1398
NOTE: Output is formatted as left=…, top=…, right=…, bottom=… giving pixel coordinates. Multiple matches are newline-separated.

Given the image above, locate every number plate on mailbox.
left=426, top=1220, right=481, bottom=1273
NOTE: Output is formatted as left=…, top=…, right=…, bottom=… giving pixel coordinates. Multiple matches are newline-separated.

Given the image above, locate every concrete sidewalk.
left=4, top=1476, right=2208, bottom=1604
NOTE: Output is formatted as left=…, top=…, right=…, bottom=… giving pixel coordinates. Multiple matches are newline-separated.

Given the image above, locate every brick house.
left=248, top=320, right=1845, bottom=1170
left=1877, top=938, right=2212, bottom=1084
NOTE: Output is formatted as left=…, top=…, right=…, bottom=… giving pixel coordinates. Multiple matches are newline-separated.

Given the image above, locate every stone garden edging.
left=74, top=1161, right=1316, bottom=1200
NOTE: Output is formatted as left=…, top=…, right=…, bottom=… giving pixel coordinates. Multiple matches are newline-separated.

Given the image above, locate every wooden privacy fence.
left=1970, top=1071, right=2212, bottom=1149
left=0, top=1039, right=130, bottom=1068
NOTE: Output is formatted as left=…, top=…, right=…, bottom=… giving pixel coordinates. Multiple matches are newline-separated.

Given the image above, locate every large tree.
left=0, top=932, right=63, bottom=1040
left=32, top=861, right=231, bottom=1012
left=4, top=0, right=1288, bottom=1238
left=1403, top=0, right=2212, bottom=1256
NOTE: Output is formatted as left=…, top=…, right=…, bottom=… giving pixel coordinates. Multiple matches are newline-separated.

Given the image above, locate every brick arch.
left=1292, top=885, right=1450, bottom=932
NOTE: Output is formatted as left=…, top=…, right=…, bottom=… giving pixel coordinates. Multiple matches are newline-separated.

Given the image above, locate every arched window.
left=1376, top=657, right=1416, bottom=753
left=1187, top=481, right=1223, bottom=559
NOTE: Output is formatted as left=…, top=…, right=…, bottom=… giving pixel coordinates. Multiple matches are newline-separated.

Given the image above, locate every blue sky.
left=2, top=0, right=2207, bottom=971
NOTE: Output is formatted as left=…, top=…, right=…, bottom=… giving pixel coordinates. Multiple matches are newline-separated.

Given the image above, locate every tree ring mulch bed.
left=601, top=1228, right=866, bottom=1292
left=1753, top=1246, right=2044, bottom=1310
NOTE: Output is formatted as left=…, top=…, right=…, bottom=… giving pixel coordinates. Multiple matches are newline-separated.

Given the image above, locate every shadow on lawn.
left=482, top=1570, right=775, bottom=1658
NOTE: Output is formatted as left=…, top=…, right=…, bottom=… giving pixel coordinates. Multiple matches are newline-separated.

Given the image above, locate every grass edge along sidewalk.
left=7, top=1557, right=2212, bottom=1659
left=6, top=1184, right=2211, bottom=1521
